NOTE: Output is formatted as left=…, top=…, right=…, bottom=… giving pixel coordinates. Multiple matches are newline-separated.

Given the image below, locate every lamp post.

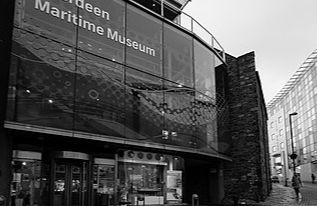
left=289, top=112, right=298, bottom=177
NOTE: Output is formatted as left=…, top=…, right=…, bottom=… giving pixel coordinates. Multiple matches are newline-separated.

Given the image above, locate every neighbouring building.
left=267, top=49, right=317, bottom=183
left=0, top=0, right=270, bottom=205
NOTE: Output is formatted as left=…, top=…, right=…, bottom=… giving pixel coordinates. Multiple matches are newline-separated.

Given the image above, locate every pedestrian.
left=292, top=174, right=302, bottom=199
left=312, top=173, right=316, bottom=184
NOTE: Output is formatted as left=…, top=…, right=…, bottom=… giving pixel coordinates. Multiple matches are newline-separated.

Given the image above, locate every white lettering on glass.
left=107, top=28, right=156, bottom=57
left=34, top=0, right=156, bottom=56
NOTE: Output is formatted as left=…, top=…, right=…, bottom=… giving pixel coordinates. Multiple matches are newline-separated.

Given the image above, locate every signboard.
left=16, top=0, right=159, bottom=63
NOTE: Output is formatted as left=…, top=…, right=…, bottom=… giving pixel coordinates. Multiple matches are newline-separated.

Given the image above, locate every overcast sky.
left=183, top=0, right=317, bottom=103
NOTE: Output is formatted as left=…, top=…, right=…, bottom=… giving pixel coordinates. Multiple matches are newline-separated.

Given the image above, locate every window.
left=272, top=146, right=277, bottom=152
left=280, top=142, right=284, bottom=149
left=270, top=122, right=274, bottom=128
left=271, top=134, right=275, bottom=141
left=278, top=116, right=282, bottom=123
left=279, top=129, right=283, bottom=136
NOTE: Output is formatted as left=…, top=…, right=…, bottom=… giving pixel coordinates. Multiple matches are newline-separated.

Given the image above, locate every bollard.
left=0, top=195, right=6, bottom=206
left=192, top=194, right=199, bottom=206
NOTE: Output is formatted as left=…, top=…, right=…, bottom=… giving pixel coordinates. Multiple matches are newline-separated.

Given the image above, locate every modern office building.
left=0, top=0, right=270, bottom=205
left=267, top=50, right=317, bottom=183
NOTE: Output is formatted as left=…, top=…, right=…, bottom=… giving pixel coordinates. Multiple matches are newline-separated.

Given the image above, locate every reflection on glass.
left=118, top=162, right=164, bottom=205
left=8, top=28, right=75, bottom=130
left=74, top=51, right=125, bottom=137
left=54, top=162, right=87, bottom=206
left=78, top=0, right=126, bottom=62
left=7, top=0, right=220, bottom=155
left=11, top=159, right=49, bottom=206
left=125, top=68, right=164, bottom=140
left=54, top=164, right=66, bottom=206
left=164, top=23, right=193, bottom=88
left=166, top=170, right=182, bottom=203
left=163, top=81, right=196, bottom=148
left=71, top=165, right=81, bottom=206
left=93, top=165, right=115, bottom=206
left=15, top=0, right=77, bottom=45
left=126, top=4, right=162, bottom=76
left=117, top=151, right=184, bottom=205
left=194, top=40, right=216, bottom=100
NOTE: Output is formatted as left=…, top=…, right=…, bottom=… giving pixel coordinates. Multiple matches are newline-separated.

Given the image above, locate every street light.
left=289, top=112, right=298, bottom=177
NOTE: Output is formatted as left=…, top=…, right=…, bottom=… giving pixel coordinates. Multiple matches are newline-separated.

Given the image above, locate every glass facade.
left=117, top=150, right=183, bottom=205
left=267, top=50, right=317, bottom=181
left=7, top=0, right=222, bottom=156
left=11, top=151, right=50, bottom=206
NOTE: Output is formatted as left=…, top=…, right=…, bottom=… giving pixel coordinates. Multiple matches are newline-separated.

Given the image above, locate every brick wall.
left=219, top=52, right=271, bottom=204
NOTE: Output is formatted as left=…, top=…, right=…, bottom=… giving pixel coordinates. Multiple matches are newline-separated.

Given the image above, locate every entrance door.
left=53, top=161, right=88, bottom=206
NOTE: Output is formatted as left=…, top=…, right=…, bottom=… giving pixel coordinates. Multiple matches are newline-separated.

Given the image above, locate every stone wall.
left=219, top=52, right=271, bottom=204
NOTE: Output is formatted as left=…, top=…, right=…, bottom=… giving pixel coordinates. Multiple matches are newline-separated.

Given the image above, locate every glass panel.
left=194, top=40, right=216, bottom=100
left=74, top=51, right=125, bottom=137
left=163, top=81, right=195, bottom=148
left=77, top=0, right=125, bottom=62
left=70, top=165, right=81, bottom=206
left=125, top=68, right=164, bottom=140
left=54, top=162, right=87, bottom=206
left=7, top=28, right=75, bottom=130
left=166, top=170, right=182, bottom=203
left=164, top=23, right=193, bottom=88
left=117, top=162, right=165, bottom=205
left=14, top=0, right=77, bottom=46
left=54, top=163, right=66, bottom=206
left=117, top=151, right=184, bottom=205
left=126, top=4, right=162, bottom=76
left=194, top=96, right=218, bottom=152
left=11, top=159, right=48, bottom=206
left=93, top=165, right=115, bottom=206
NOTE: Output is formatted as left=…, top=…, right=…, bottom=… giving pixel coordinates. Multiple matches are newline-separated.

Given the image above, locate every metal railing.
left=174, top=12, right=226, bottom=62
left=130, top=0, right=226, bottom=63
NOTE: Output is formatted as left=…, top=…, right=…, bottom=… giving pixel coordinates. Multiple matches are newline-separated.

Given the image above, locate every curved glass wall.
left=7, top=0, right=223, bottom=155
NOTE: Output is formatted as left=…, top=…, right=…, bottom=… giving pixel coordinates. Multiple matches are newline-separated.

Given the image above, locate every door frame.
left=50, top=151, right=90, bottom=206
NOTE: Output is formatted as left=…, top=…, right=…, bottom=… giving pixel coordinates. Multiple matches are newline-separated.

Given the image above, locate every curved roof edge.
left=267, top=49, right=317, bottom=109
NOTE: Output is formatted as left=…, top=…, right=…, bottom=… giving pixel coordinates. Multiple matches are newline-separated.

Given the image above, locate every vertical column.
left=0, top=135, right=12, bottom=206
left=0, top=0, right=15, bottom=204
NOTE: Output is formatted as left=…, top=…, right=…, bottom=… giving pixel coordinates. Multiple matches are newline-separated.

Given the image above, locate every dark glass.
left=163, top=81, right=196, bottom=148
left=78, top=0, right=125, bottom=62
left=125, top=68, right=164, bottom=140
left=7, top=28, right=75, bottom=130
left=11, top=159, right=49, bottom=206
left=126, top=5, right=162, bottom=76
left=15, top=0, right=77, bottom=46
left=117, top=162, right=165, bottom=204
left=164, top=23, right=193, bottom=87
left=93, top=164, right=115, bottom=206
left=74, top=51, right=125, bottom=137
left=194, top=40, right=216, bottom=100
left=53, top=161, right=88, bottom=206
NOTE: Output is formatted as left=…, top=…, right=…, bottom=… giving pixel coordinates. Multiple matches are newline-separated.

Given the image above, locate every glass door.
left=93, top=164, right=115, bottom=206
left=53, top=161, right=88, bottom=206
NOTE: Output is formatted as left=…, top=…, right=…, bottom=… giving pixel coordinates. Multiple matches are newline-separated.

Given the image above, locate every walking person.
left=312, top=173, right=316, bottom=184
left=292, top=174, right=302, bottom=199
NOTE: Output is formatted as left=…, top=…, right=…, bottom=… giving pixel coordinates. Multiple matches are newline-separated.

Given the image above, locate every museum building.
left=0, top=0, right=240, bottom=205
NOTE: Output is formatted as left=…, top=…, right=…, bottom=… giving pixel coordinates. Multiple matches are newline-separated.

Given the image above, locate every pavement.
left=256, top=182, right=317, bottom=206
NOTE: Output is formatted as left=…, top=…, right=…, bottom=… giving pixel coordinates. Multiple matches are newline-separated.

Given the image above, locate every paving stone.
left=255, top=182, right=317, bottom=206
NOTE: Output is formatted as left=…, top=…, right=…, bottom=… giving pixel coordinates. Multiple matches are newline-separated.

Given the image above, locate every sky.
left=183, top=0, right=317, bottom=103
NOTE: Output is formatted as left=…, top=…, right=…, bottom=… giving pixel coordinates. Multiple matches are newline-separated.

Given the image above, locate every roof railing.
left=174, top=11, right=226, bottom=62
left=129, top=0, right=226, bottom=63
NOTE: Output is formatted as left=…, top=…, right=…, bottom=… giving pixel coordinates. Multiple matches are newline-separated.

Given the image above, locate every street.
left=257, top=182, right=317, bottom=206
left=300, top=182, right=317, bottom=206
